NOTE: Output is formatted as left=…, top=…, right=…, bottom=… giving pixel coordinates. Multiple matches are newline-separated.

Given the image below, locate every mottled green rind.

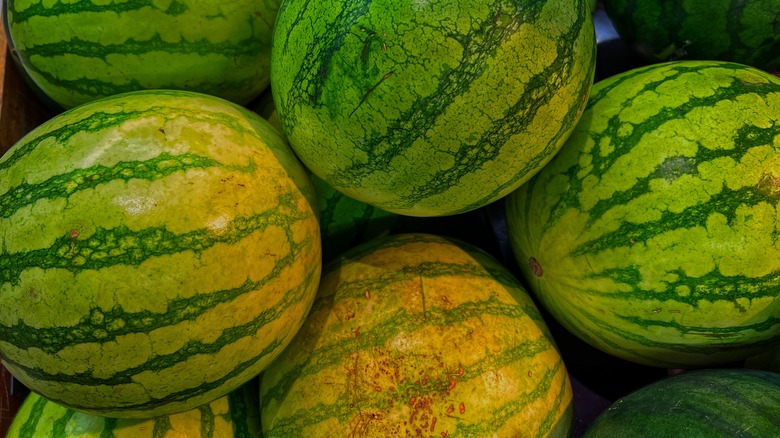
left=505, top=61, right=780, bottom=368
left=6, top=0, right=280, bottom=108
left=248, top=93, right=402, bottom=261
left=272, top=0, right=596, bottom=216
left=6, top=382, right=261, bottom=437
left=602, top=0, right=780, bottom=71
left=583, top=369, right=780, bottom=437
left=260, top=233, right=573, bottom=437
left=312, top=174, right=400, bottom=261
left=0, top=90, right=321, bottom=418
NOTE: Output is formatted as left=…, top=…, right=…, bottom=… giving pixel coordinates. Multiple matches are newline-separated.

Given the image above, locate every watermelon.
left=0, top=90, right=322, bottom=418
left=260, top=233, right=573, bottom=437
left=248, top=91, right=403, bottom=261
left=312, top=175, right=401, bottom=261
left=602, top=0, right=780, bottom=71
left=271, top=0, right=597, bottom=216
left=6, top=382, right=261, bottom=437
left=5, top=0, right=279, bottom=109
left=583, top=368, right=780, bottom=437
left=505, top=60, right=780, bottom=368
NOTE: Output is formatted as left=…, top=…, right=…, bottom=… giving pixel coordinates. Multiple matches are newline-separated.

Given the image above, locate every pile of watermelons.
left=0, top=0, right=779, bottom=436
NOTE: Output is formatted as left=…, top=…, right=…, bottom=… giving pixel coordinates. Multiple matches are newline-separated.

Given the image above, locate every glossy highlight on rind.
left=6, top=382, right=262, bottom=437
left=0, top=90, right=322, bottom=418
left=583, top=369, right=780, bottom=437
left=271, top=0, right=597, bottom=216
left=505, top=60, right=780, bottom=368
left=260, top=233, right=573, bottom=437
left=6, top=0, right=279, bottom=108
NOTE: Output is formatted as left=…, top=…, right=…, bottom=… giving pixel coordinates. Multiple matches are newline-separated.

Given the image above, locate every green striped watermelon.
left=602, top=0, right=780, bottom=71
left=6, top=382, right=261, bottom=437
left=260, top=233, right=573, bottom=437
left=5, top=0, right=279, bottom=109
left=505, top=61, right=780, bottom=368
left=271, top=0, right=596, bottom=216
left=0, top=90, right=321, bottom=418
left=583, top=369, right=780, bottom=437
left=248, top=91, right=403, bottom=261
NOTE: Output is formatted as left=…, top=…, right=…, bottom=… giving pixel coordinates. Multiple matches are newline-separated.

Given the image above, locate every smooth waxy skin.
left=260, top=233, right=573, bottom=437
left=0, top=90, right=321, bottom=417
left=603, top=0, right=780, bottom=71
left=506, top=61, right=780, bottom=368
left=7, top=383, right=261, bottom=437
left=583, top=369, right=780, bottom=437
left=6, top=0, right=279, bottom=108
left=272, top=0, right=596, bottom=216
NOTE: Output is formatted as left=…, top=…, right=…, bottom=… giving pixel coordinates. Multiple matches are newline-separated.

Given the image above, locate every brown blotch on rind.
left=529, top=257, right=543, bottom=277
left=757, top=172, right=780, bottom=199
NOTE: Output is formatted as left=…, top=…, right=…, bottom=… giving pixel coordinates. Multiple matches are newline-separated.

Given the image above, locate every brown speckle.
left=529, top=257, right=543, bottom=277
left=757, top=172, right=780, bottom=198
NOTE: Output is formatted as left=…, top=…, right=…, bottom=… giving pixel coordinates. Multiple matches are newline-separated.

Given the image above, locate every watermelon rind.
left=0, top=89, right=322, bottom=418
left=5, top=0, right=280, bottom=108
left=260, top=233, right=573, bottom=437
left=271, top=0, right=597, bottom=216
left=583, top=368, right=780, bottom=437
left=506, top=60, right=780, bottom=368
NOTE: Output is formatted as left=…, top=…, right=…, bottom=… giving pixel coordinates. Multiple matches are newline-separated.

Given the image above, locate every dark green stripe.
left=0, top=191, right=304, bottom=287
left=99, top=418, right=118, bottom=438
left=8, top=0, right=189, bottom=24
left=580, top=309, right=780, bottom=356
left=18, top=56, right=258, bottom=104
left=0, top=152, right=222, bottom=219
left=2, top=247, right=315, bottom=381
left=320, top=262, right=540, bottom=320
left=328, top=234, right=534, bottom=299
left=3, top=267, right=317, bottom=414
left=17, top=394, right=49, bottom=437
left=263, top=293, right=549, bottom=404
left=266, top=356, right=563, bottom=437
left=278, top=0, right=373, bottom=110
left=152, top=415, right=172, bottom=438
left=199, top=403, right=215, bottom=438
left=318, top=4, right=562, bottom=206
left=536, top=369, right=571, bottom=438
left=394, top=7, right=595, bottom=214
left=588, top=73, right=776, bottom=187
left=23, top=34, right=263, bottom=59
left=0, top=109, right=151, bottom=173
left=589, top=369, right=780, bottom=436
left=227, top=387, right=252, bottom=438
left=0, top=102, right=260, bottom=174
left=615, top=314, right=780, bottom=338
left=50, top=407, right=76, bottom=436
left=456, top=361, right=564, bottom=436
left=582, top=265, right=780, bottom=306
left=572, top=185, right=780, bottom=257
